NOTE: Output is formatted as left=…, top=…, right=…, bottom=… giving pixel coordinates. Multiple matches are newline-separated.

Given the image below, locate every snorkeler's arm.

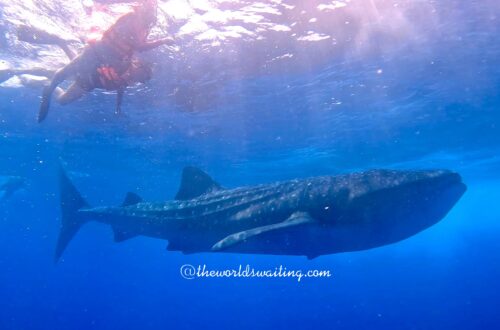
left=116, top=87, right=125, bottom=115
left=136, top=37, right=174, bottom=52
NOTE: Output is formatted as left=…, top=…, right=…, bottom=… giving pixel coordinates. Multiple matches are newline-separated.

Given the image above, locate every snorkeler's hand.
left=136, top=36, right=174, bottom=51
left=115, top=88, right=124, bottom=116
left=158, top=36, right=175, bottom=46
left=115, top=107, right=122, bottom=116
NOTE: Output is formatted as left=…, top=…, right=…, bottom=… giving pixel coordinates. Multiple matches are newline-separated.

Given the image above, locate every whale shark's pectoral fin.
left=211, top=212, right=316, bottom=251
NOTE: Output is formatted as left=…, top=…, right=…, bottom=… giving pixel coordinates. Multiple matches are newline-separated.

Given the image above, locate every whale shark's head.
left=305, top=169, right=466, bottom=250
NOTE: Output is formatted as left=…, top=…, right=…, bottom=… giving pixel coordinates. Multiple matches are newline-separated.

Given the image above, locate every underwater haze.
left=0, top=0, right=499, bottom=329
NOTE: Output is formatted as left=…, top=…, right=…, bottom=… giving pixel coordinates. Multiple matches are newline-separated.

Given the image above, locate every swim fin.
left=38, top=86, right=52, bottom=123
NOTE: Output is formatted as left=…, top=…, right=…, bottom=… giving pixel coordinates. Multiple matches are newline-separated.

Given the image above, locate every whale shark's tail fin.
left=55, top=166, right=89, bottom=263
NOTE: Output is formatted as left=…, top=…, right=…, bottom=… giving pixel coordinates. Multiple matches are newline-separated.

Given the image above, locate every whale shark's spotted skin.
left=55, top=167, right=466, bottom=261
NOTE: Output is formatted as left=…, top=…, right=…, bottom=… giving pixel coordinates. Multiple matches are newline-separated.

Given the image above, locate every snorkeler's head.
left=134, top=0, right=158, bottom=27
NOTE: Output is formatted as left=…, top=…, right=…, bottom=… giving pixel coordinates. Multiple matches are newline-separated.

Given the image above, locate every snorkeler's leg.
left=59, top=44, right=76, bottom=60
left=21, top=68, right=55, bottom=78
left=17, top=25, right=64, bottom=44
left=38, top=74, right=62, bottom=122
left=38, top=43, right=103, bottom=122
left=19, top=76, right=50, bottom=89
left=38, top=60, right=81, bottom=122
left=54, top=82, right=86, bottom=105
left=1, top=67, right=55, bottom=83
left=17, top=25, right=76, bottom=60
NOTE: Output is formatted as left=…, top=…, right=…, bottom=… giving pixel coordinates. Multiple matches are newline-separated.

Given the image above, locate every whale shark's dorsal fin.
left=175, top=166, right=222, bottom=200
left=122, top=192, right=143, bottom=206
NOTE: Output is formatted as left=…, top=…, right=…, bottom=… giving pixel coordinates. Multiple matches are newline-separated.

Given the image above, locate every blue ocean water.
left=0, top=0, right=499, bottom=329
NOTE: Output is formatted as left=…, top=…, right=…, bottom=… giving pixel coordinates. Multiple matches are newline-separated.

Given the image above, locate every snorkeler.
left=12, top=24, right=157, bottom=117
left=2, top=27, right=144, bottom=100
left=35, top=0, right=173, bottom=122
left=52, top=57, right=153, bottom=115
left=12, top=24, right=152, bottom=107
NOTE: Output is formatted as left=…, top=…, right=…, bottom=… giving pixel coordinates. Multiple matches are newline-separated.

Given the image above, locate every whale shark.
left=55, top=166, right=466, bottom=262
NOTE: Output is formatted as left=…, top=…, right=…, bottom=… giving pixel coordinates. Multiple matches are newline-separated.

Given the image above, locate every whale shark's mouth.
left=332, top=170, right=467, bottom=248
left=381, top=170, right=467, bottom=240
left=425, top=171, right=467, bottom=208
